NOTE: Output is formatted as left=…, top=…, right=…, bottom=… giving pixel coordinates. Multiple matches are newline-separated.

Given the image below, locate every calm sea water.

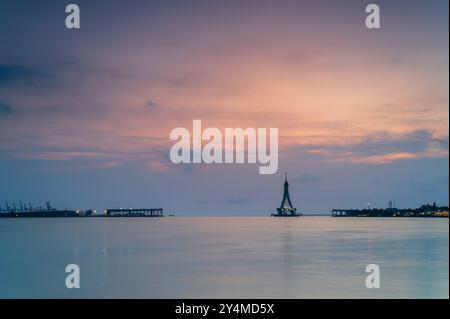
left=0, top=217, right=448, bottom=298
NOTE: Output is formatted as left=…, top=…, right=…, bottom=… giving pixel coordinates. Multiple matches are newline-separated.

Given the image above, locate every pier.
left=332, top=203, right=449, bottom=218
left=331, top=209, right=360, bottom=217
left=105, top=208, right=164, bottom=217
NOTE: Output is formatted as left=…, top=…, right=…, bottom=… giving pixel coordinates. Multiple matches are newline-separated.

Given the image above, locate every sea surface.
left=0, top=217, right=448, bottom=298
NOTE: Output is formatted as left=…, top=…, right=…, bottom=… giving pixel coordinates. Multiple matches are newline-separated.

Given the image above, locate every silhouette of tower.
left=272, top=173, right=301, bottom=217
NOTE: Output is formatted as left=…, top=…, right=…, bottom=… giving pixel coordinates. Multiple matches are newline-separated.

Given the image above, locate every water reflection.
left=0, top=217, right=447, bottom=298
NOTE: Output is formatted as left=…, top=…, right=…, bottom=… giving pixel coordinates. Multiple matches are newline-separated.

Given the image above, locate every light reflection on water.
left=0, top=217, right=448, bottom=298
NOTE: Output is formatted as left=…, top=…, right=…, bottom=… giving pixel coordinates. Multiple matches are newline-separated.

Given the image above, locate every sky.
left=0, top=0, right=448, bottom=215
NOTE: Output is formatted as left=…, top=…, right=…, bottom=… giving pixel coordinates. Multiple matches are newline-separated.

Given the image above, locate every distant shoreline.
left=0, top=214, right=448, bottom=219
